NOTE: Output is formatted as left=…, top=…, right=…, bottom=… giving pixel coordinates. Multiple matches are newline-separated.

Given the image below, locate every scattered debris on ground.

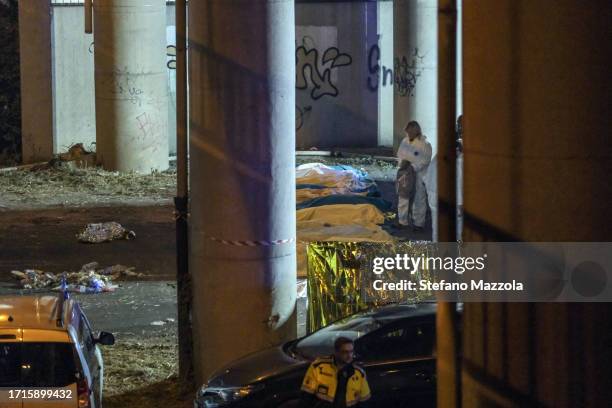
left=0, top=164, right=176, bottom=208
left=102, top=337, right=194, bottom=408
left=77, top=221, right=136, bottom=243
left=150, top=318, right=175, bottom=326
left=10, top=261, right=144, bottom=292
left=0, top=153, right=395, bottom=210
left=56, top=143, right=97, bottom=169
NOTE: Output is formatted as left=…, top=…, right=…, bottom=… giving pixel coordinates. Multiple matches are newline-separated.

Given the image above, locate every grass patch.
left=102, top=338, right=195, bottom=407
left=0, top=165, right=176, bottom=208
left=0, top=166, right=176, bottom=198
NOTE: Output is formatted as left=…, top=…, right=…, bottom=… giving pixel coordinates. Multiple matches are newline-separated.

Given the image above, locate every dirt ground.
left=102, top=338, right=194, bottom=408
left=0, top=154, right=420, bottom=406
left=0, top=205, right=176, bottom=282
left=0, top=165, right=175, bottom=210
left=0, top=154, right=423, bottom=282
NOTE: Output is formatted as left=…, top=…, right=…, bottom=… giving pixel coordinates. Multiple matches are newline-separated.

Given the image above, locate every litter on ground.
left=10, top=261, right=144, bottom=293
left=77, top=221, right=136, bottom=243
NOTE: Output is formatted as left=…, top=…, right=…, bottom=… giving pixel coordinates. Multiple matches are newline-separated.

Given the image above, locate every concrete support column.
left=189, top=0, right=297, bottom=383
left=19, top=0, right=54, bottom=163
left=459, top=0, right=612, bottom=406
left=393, top=0, right=438, bottom=154
left=93, top=0, right=169, bottom=173
left=376, top=0, right=394, bottom=147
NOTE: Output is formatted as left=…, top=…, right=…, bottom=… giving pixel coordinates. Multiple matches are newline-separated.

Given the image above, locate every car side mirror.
left=94, top=331, right=115, bottom=346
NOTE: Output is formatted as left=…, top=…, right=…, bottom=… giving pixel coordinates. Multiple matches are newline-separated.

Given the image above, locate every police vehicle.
left=0, top=288, right=115, bottom=408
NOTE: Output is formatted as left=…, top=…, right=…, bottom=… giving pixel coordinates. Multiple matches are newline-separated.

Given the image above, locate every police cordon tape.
left=203, top=234, right=296, bottom=247
left=175, top=211, right=297, bottom=246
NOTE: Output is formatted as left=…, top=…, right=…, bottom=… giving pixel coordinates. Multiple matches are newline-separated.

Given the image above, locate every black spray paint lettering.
left=296, top=105, right=312, bottom=132
left=367, top=44, right=394, bottom=92
left=296, top=44, right=352, bottom=100
left=105, top=66, right=145, bottom=106
left=370, top=43, right=425, bottom=94
left=394, top=48, right=425, bottom=97
left=367, top=44, right=380, bottom=91
left=166, top=45, right=176, bottom=70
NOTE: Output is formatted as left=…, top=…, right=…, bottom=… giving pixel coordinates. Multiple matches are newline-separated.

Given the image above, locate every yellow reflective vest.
left=301, top=356, right=371, bottom=407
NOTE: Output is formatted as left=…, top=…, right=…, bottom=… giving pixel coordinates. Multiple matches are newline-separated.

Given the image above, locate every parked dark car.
left=195, top=303, right=443, bottom=408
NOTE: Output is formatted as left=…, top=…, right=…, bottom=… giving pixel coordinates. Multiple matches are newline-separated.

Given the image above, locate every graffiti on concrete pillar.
left=296, top=39, right=352, bottom=100
left=368, top=44, right=423, bottom=96
left=166, top=45, right=176, bottom=70
left=394, top=48, right=425, bottom=97
left=101, top=66, right=145, bottom=106
left=135, top=111, right=162, bottom=143
left=296, top=104, right=312, bottom=132
left=367, top=43, right=394, bottom=92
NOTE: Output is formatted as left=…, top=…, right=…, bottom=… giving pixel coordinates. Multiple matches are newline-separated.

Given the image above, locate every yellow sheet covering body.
left=296, top=204, right=393, bottom=277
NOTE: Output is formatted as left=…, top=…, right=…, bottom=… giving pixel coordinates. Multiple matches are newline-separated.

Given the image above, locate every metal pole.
left=84, top=0, right=92, bottom=34
left=175, top=0, right=193, bottom=385
left=437, top=0, right=460, bottom=407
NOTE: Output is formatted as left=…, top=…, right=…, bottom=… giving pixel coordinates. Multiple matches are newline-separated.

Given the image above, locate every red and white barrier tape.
left=205, top=235, right=296, bottom=247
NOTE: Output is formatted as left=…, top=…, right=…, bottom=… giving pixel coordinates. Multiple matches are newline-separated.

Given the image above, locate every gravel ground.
left=102, top=338, right=194, bottom=408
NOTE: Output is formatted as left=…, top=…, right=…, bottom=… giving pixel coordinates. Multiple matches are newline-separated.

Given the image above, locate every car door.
left=0, top=337, right=23, bottom=408
left=20, top=342, right=79, bottom=408
left=77, top=310, right=101, bottom=408
left=355, top=317, right=436, bottom=408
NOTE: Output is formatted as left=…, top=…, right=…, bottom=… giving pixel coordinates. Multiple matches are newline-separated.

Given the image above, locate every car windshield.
left=294, top=313, right=383, bottom=359
left=0, top=342, right=78, bottom=387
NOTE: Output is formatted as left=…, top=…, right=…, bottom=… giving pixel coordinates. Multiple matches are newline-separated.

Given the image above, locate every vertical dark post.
left=437, top=0, right=460, bottom=407
left=175, top=0, right=193, bottom=385
left=19, top=0, right=54, bottom=164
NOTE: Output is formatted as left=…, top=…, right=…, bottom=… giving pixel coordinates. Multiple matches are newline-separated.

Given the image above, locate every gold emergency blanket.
left=306, top=241, right=433, bottom=332
left=296, top=204, right=392, bottom=277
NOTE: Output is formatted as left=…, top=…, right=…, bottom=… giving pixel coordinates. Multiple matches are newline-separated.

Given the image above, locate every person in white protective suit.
left=397, top=121, right=433, bottom=231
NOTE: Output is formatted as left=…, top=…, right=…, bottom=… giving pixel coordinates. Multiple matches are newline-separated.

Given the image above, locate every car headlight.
left=196, top=384, right=263, bottom=407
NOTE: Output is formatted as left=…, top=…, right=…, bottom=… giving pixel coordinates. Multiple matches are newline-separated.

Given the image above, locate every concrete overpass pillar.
left=393, top=0, right=438, bottom=154
left=188, top=0, right=297, bottom=383
left=19, top=0, right=54, bottom=163
left=456, top=0, right=612, bottom=406
left=93, top=0, right=169, bottom=173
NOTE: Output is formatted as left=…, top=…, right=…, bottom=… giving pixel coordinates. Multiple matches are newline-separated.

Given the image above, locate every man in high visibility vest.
left=300, top=337, right=371, bottom=407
